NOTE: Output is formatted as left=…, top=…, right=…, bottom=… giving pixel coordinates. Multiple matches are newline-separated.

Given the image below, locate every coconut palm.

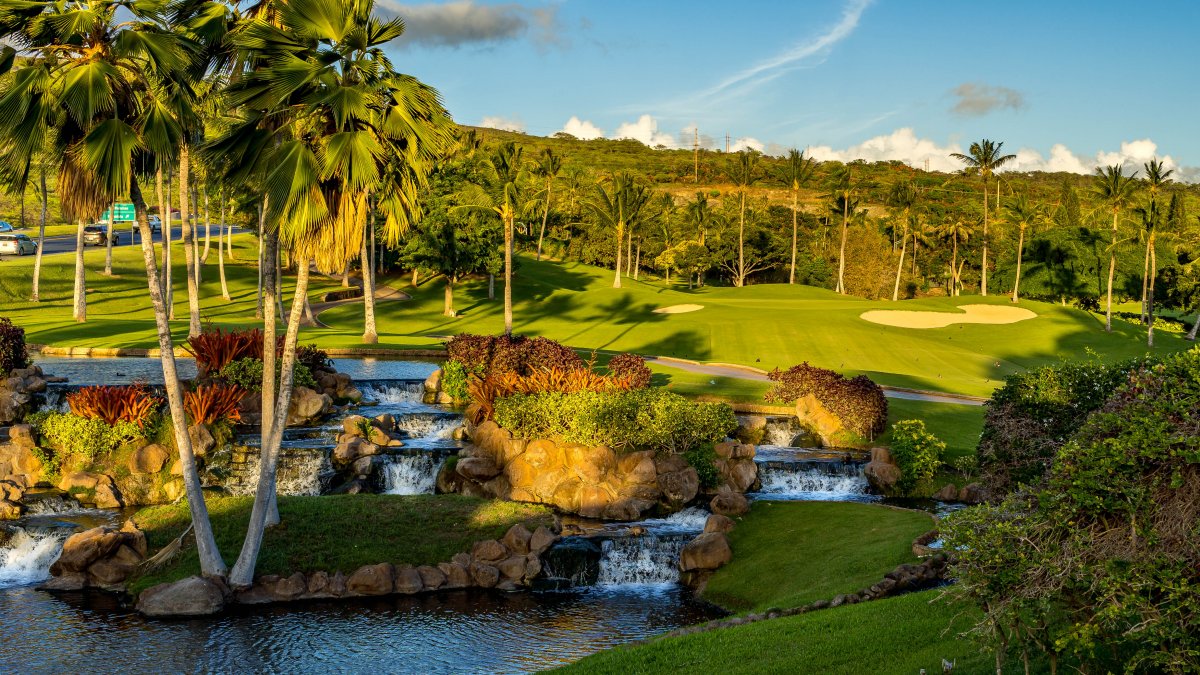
left=588, top=172, right=651, bottom=289
left=938, top=218, right=974, bottom=296
left=1091, top=164, right=1140, bottom=332
left=826, top=164, right=863, bottom=294
left=950, top=139, right=1017, bottom=296
left=531, top=148, right=561, bottom=261
left=1139, top=159, right=1173, bottom=343
left=886, top=180, right=919, bottom=301
left=683, top=191, right=714, bottom=287
left=1005, top=194, right=1043, bottom=303
left=782, top=149, right=817, bottom=285
left=210, top=0, right=452, bottom=586
left=728, top=150, right=759, bottom=287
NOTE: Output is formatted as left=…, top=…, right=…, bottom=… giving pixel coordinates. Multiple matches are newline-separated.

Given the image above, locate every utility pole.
left=693, top=127, right=699, bottom=183
left=724, top=133, right=731, bottom=153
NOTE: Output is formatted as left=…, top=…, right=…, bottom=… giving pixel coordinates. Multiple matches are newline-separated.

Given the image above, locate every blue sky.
left=381, top=0, right=1200, bottom=177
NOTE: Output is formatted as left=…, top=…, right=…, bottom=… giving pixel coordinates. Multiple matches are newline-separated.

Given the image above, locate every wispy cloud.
left=950, top=83, right=1025, bottom=117
left=379, top=1, right=562, bottom=49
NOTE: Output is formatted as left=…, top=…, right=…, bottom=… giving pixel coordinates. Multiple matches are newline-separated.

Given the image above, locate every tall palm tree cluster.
left=0, top=0, right=453, bottom=585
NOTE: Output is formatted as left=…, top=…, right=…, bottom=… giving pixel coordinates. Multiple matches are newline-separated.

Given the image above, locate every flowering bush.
left=606, top=353, right=652, bottom=389
left=887, top=419, right=945, bottom=496
left=0, top=317, right=28, bottom=376
left=764, top=362, right=887, bottom=439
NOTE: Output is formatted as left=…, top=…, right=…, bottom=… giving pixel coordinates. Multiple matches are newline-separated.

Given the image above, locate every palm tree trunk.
left=255, top=221, right=264, bottom=319
left=1187, top=311, right=1199, bottom=341
left=536, top=179, right=552, bottom=261
left=1148, top=240, right=1156, bottom=347
left=1012, top=228, right=1026, bottom=303
left=837, top=197, right=849, bottom=294
left=180, top=146, right=201, bottom=338
left=612, top=222, right=623, bottom=289
left=1105, top=211, right=1118, bottom=332
left=201, top=190, right=212, bottom=265
left=274, top=243, right=285, bottom=321
left=130, top=172, right=226, bottom=578
left=892, top=232, right=906, bottom=302
left=104, top=217, right=115, bottom=276
left=72, top=220, right=86, bottom=322
left=634, top=240, right=641, bottom=280
left=626, top=229, right=632, bottom=277
left=789, top=188, right=798, bottom=284
left=981, top=180, right=989, bottom=296
left=504, top=214, right=514, bottom=334
left=362, top=216, right=378, bottom=343
left=156, top=167, right=165, bottom=291
left=341, top=262, right=350, bottom=288
left=1140, top=236, right=1151, bottom=323
left=31, top=167, right=47, bottom=302
left=165, top=171, right=174, bottom=319
left=229, top=257, right=311, bottom=588
left=218, top=191, right=230, bottom=301
left=444, top=277, right=454, bottom=316
left=952, top=232, right=959, bottom=297
left=737, top=191, right=746, bottom=287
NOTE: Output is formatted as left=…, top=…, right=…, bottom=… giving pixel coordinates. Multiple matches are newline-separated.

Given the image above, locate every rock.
left=136, top=576, right=227, bottom=617
left=393, top=565, right=423, bottom=595
left=703, top=514, right=736, bottom=534
left=529, top=526, right=557, bottom=555
left=795, top=394, right=846, bottom=447
left=287, top=387, right=332, bottom=426
left=958, top=483, right=988, bottom=504
left=373, top=414, right=395, bottom=431
left=306, top=571, right=333, bottom=597
left=457, top=457, right=501, bottom=482
left=502, top=524, right=533, bottom=556
left=469, top=562, right=500, bottom=588
left=709, top=491, right=750, bottom=517
left=121, top=519, right=148, bottom=557
left=719, top=459, right=759, bottom=493
left=341, top=415, right=370, bottom=436
left=86, top=544, right=143, bottom=587
left=864, top=447, right=902, bottom=495
left=423, top=369, right=443, bottom=394
left=93, top=481, right=123, bottom=509
left=416, top=565, right=446, bottom=590
left=679, top=532, right=732, bottom=572
left=332, top=438, right=380, bottom=467
left=523, top=554, right=542, bottom=581
left=932, top=483, right=960, bottom=502
left=346, top=563, right=394, bottom=596
left=0, top=499, right=21, bottom=520
left=50, top=527, right=125, bottom=574
left=264, top=572, right=307, bottom=600
left=351, top=455, right=375, bottom=478
left=58, top=472, right=101, bottom=492
left=40, top=574, right=86, bottom=591
left=185, top=424, right=215, bottom=458
left=438, top=562, right=471, bottom=589
left=497, top=556, right=527, bottom=580
left=657, top=467, right=700, bottom=506
left=471, top=539, right=508, bottom=563
left=128, top=443, right=171, bottom=474
left=8, top=424, right=35, bottom=449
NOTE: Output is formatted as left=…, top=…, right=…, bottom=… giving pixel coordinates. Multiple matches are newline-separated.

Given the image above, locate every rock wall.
left=0, top=365, right=48, bottom=425
left=443, top=421, right=758, bottom=521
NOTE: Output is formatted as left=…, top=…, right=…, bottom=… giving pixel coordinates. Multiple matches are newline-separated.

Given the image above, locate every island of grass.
left=128, top=494, right=554, bottom=595
left=557, top=501, right=990, bottom=675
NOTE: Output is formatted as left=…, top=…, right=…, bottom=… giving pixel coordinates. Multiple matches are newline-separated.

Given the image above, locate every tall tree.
left=950, top=139, right=1017, bottom=296
left=1091, top=164, right=1139, bottom=332
left=588, top=172, right=651, bottom=289
left=938, top=218, right=974, bottom=296
left=782, top=149, right=817, bottom=285
left=532, top=148, right=561, bottom=261
left=1140, top=158, right=1172, bottom=344
left=1005, top=194, right=1043, bottom=303
left=886, top=180, right=919, bottom=301
left=826, top=164, right=862, bottom=294
left=729, top=150, right=759, bottom=287
left=683, top=191, right=714, bottom=287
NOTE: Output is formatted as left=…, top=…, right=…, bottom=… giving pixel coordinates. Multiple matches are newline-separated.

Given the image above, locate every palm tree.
left=826, top=165, right=862, bottom=294
left=729, top=150, right=759, bottom=287
left=782, top=149, right=818, bottom=285
left=1005, top=194, right=1043, bottom=302
left=1140, top=159, right=1172, bottom=343
left=532, top=148, right=561, bottom=261
left=950, top=139, right=1017, bottom=296
left=886, top=180, right=919, bottom=301
left=1091, top=164, right=1140, bottom=332
left=454, top=142, right=529, bottom=335
left=588, top=172, right=650, bottom=289
left=210, top=0, right=451, bottom=586
left=683, top=192, right=714, bottom=287
left=405, top=220, right=479, bottom=316
left=937, top=218, right=974, bottom=296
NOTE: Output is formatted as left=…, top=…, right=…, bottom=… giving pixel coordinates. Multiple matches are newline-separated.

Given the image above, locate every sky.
left=378, top=0, right=1200, bottom=179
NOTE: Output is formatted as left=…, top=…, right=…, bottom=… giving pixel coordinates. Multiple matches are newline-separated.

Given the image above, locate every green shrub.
left=493, top=388, right=736, bottom=454
left=0, top=317, right=28, bottom=375
left=441, top=359, right=470, bottom=401
left=684, top=444, right=720, bottom=490
left=218, top=357, right=317, bottom=392
left=297, top=344, right=333, bottom=374
left=30, top=447, right=60, bottom=483
left=887, top=420, right=945, bottom=496
left=34, top=411, right=143, bottom=462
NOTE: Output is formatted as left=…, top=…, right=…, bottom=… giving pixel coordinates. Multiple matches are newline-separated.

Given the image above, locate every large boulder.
left=709, top=491, right=750, bottom=517
left=346, top=563, right=394, bottom=596
left=794, top=394, right=846, bottom=447
left=128, top=444, right=171, bottom=474
left=679, top=532, right=732, bottom=572
left=287, top=387, right=332, bottom=426
left=864, top=447, right=902, bottom=495
left=0, top=499, right=20, bottom=520
left=136, top=576, right=227, bottom=617
left=188, top=424, right=215, bottom=458
left=457, top=457, right=501, bottom=482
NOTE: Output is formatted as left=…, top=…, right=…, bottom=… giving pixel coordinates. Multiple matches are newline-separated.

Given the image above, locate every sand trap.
left=653, top=304, right=704, bottom=314
left=860, top=304, right=1037, bottom=329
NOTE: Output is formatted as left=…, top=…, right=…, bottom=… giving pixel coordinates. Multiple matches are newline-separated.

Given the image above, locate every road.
left=0, top=225, right=241, bottom=258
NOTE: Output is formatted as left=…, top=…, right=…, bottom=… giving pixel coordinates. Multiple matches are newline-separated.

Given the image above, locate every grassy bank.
left=701, top=501, right=933, bottom=613
left=884, top=398, right=985, bottom=462
left=129, top=494, right=553, bottom=594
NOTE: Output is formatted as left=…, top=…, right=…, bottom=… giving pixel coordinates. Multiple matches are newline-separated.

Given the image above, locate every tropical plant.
left=885, top=180, right=919, bottom=301
left=1091, top=164, right=1140, bottom=331
left=186, top=327, right=262, bottom=377
left=531, top=148, right=562, bottom=261
left=937, top=218, right=975, bottom=296
left=0, top=317, right=28, bottom=375
left=886, top=420, right=945, bottom=496
left=764, top=363, right=888, bottom=439
left=782, top=149, right=818, bottom=285
left=826, top=164, right=864, bottom=294
left=728, top=150, right=760, bottom=287
left=588, top=172, right=651, bottom=289
left=606, top=353, right=652, bottom=389
left=951, top=139, right=1017, bottom=296
left=1140, top=158, right=1173, bottom=346
left=1005, top=194, right=1044, bottom=302
left=183, top=383, right=245, bottom=425
left=66, top=384, right=161, bottom=428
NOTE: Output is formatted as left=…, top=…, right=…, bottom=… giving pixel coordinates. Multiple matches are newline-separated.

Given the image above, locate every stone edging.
left=31, top=344, right=449, bottom=359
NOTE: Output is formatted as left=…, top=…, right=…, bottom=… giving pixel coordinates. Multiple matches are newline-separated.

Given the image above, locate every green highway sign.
left=102, top=202, right=136, bottom=222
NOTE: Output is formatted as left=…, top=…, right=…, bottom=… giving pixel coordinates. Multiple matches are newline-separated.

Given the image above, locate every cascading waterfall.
left=0, top=527, right=67, bottom=588
left=755, top=460, right=870, bottom=500
left=233, top=450, right=331, bottom=497
left=597, top=534, right=690, bottom=586
left=394, top=414, right=459, bottom=441
left=359, top=381, right=425, bottom=406
left=382, top=454, right=442, bottom=495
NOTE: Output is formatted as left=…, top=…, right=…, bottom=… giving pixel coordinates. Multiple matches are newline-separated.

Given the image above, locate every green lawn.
left=3, top=250, right=1185, bottom=396
left=128, top=494, right=553, bottom=594
left=701, top=501, right=933, bottom=613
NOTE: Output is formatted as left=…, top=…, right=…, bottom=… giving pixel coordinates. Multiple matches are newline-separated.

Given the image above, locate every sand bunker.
left=653, top=304, right=704, bottom=314
left=860, top=304, right=1037, bottom=329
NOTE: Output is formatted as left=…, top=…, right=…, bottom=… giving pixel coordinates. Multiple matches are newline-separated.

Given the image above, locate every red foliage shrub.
left=0, top=317, right=28, bottom=376
left=186, top=327, right=287, bottom=377
left=764, top=363, right=888, bottom=439
left=606, top=353, right=652, bottom=389
left=67, top=384, right=162, bottom=427
left=446, top=334, right=584, bottom=377
left=184, top=383, right=246, bottom=425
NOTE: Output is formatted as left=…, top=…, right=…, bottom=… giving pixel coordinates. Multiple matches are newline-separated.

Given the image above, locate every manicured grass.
left=884, top=398, right=985, bottom=462
left=128, top=494, right=553, bottom=594
left=648, top=364, right=772, bottom=404
left=553, top=589, right=990, bottom=675
left=701, top=501, right=933, bottom=613
left=3, top=250, right=1184, bottom=396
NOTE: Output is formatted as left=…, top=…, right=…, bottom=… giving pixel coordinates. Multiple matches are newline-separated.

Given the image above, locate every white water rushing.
left=360, top=382, right=425, bottom=405
left=0, top=528, right=66, bottom=588
left=234, top=451, right=330, bottom=497
left=383, top=455, right=443, bottom=495
left=756, top=464, right=870, bottom=500
left=395, top=415, right=459, bottom=441
left=597, top=535, right=688, bottom=586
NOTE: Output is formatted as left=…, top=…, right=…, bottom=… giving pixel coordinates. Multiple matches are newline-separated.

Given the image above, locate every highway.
left=0, top=224, right=241, bottom=258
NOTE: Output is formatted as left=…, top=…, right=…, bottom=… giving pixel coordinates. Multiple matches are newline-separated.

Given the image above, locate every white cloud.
left=558, top=116, right=605, bottom=140
left=729, top=137, right=765, bottom=153
left=614, top=114, right=678, bottom=148
left=806, top=128, right=964, bottom=172
left=480, top=115, right=525, bottom=133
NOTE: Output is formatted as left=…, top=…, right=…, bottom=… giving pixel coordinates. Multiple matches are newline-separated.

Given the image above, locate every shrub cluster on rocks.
left=0, top=317, right=28, bottom=376
left=764, top=362, right=887, bottom=439
left=446, top=334, right=584, bottom=377
left=886, top=419, right=946, bottom=497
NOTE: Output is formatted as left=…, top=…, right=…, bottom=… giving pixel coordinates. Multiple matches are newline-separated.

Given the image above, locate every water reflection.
left=0, top=586, right=719, bottom=674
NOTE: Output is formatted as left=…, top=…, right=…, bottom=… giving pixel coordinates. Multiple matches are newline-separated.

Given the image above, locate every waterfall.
left=597, top=534, right=689, bottom=586
left=232, top=449, right=330, bottom=497
left=755, top=461, right=870, bottom=501
left=382, top=454, right=442, bottom=495
left=624, top=507, right=709, bottom=534
left=22, top=494, right=84, bottom=516
left=394, top=413, right=459, bottom=441
left=359, top=381, right=425, bottom=406
left=0, top=527, right=67, bottom=588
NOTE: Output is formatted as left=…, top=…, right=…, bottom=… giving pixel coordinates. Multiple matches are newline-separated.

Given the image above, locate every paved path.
left=309, top=275, right=411, bottom=328
left=647, top=356, right=988, bottom=406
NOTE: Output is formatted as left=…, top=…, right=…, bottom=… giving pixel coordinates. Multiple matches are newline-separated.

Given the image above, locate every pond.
left=31, top=355, right=438, bottom=385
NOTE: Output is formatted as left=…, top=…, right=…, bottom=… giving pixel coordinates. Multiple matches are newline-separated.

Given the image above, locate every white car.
left=0, top=233, right=37, bottom=255
left=148, top=215, right=162, bottom=232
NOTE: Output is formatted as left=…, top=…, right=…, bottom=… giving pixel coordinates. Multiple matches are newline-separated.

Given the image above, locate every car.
left=148, top=215, right=162, bottom=233
left=82, top=224, right=119, bottom=246
left=0, top=221, right=12, bottom=233
left=0, top=233, right=37, bottom=256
